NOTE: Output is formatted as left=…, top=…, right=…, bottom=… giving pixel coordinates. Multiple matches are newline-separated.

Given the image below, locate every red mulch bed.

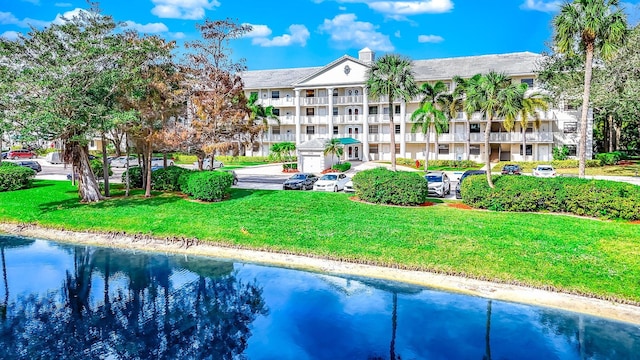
left=630, top=220, right=640, bottom=225
left=420, top=202, right=436, bottom=207
left=447, top=203, right=473, bottom=210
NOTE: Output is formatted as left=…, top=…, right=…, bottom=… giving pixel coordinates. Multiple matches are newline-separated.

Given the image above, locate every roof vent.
left=358, top=47, right=375, bottom=64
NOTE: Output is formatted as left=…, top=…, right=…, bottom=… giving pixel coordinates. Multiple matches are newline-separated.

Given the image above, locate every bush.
left=90, top=159, right=112, bottom=179
left=462, top=175, right=640, bottom=220
left=552, top=145, right=569, bottom=160
left=0, top=161, right=18, bottom=167
left=152, top=166, right=193, bottom=191
left=122, top=166, right=143, bottom=188
left=180, top=171, right=234, bottom=202
left=596, top=151, right=623, bottom=166
left=0, top=165, right=35, bottom=191
left=398, top=158, right=478, bottom=169
left=492, top=160, right=602, bottom=172
left=352, top=167, right=428, bottom=206
left=332, top=162, right=351, bottom=172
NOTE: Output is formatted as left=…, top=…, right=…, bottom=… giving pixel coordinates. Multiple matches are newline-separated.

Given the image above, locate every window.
left=438, top=144, right=449, bottom=155
left=519, top=144, right=533, bottom=156
left=369, top=144, right=378, bottom=153
left=306, top=126, right=315, bottom=134
left=252, top=142, right=260, bottom=151
left=567, top=145, right=577, bottom=156
left=333, top=107, right=338, bottom=116
left=305, top=90, right=314, bottom=97
left=272, top=126, right=280, bottom=134
left=355, top=128, right=359, bottom=135
left=470, top=124, right=481, bottom=133
left=306, top=108, right=315, bottom=116
left=369, top=125, right=379, bottom=134
left=394, top=105, right=401, bottom=114
left=369, top=106, right=378, bottom=115
left=521, top=78, right=534, bottom=87
left=333, top=126, right=339, bottom=135
left=271, top=91, right=279, bottom=99
left=395, top=144, right=400, bottom=154
left=395, top=124, right=401, bottom=134
left=332, top=89, right=338, bottom=97
left=272, top=108, right=280, bottom=116
left=354, top=109, right=359, bottom=115
left=383, top=107, right=390, bottom=115
left=564, top=122, right=577, bottom=133
left=470, top=145, right=480, bottom=155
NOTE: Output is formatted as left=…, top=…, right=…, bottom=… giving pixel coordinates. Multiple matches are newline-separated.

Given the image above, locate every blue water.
left=1, top=235, right=639, bottom=359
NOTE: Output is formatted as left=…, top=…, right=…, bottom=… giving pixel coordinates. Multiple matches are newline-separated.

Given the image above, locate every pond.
left=0, top=235, right=639, bottom=359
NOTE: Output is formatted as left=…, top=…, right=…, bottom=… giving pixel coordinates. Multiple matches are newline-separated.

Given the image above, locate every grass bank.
left=1, top=180, right=639, bottom=303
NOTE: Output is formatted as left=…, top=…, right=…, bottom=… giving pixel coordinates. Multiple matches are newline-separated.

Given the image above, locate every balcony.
left=301, top=96, right=328, bottom=106
left=258, top=97, right=295, bottom=107
left=468, top=132, right=554, bottom=143
left=262, top=134, right=296, bottom=142
left=334, top=115, right=363, bottom=124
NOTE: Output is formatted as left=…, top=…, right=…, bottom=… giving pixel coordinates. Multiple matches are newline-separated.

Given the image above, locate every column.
left=295, top=89, right=301, bottom=146
left=400, top=101, right=406, bottom=157
left=327, top=87, right=334, bottom=139
left=362, top=87, right=369, bottom=161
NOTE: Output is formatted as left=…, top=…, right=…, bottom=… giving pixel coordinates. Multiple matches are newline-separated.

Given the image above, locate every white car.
left=425, top=171, right=451, bottom=198
left=151, top=157, right=175, bottom=167
left=110, top=156, right=139, bottom=168
left=344, top=180, right=355, bottom=193
left=193, top=158, right=224, bottom=170
left=313, top=173, right=350, bottom=192
left=533, top=165, right=556, bottom=178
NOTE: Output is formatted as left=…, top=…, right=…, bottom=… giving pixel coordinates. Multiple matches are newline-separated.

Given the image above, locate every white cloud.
left=0, top=11, right=49, bottom=28
left=170, top=32, right=186, bottom=39
left=1, top=31, right=20, bottom=40
left=243, top=23, right=273, bottom=38
left=151, top=0, right=220, bottom=20
left=252, top=24, right=310, bottom=47
left=418, top=34, right=443, bottom=43
left=52, top=8, right=89, bottom=25
left=394, top=30, right=401, bottom=38
left=318, top=13, right=394, bottom=52
left=520, top=0, right=561, bottom=12
left=55, top=2, right=72, bottom=7
left=319, top=0, right=453, bottom=18
left=122, top=20, right=169, bottom=34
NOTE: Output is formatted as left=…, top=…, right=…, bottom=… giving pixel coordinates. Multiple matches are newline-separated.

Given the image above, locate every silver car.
left=425, top=171, right=451, bottom=198
left=533, top=165, right=556, bottom=178
left=193, top=158, right=224, bottom=170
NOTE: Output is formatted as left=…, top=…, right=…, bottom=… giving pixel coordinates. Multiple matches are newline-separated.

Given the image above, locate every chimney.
left=358, top=47, right=375, bottom=64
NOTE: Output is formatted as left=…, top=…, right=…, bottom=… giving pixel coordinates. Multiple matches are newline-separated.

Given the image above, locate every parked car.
left=533, top=165, right=556, bottom=178
left=1, top=151, right=8, bottom=159
left=313, top=173, right=350, bottom=192
left=425, top=171, right=451, bottom=198
left=110, top=156, right=139, bottom=168
left=45, top=151, right=64, bottom=164
left=15, top=160, right=41, bottom=172
left=222, top=170, right=239, bottom=185
left=193, top=158, right=223, bottom=170
left=501, top=164, right=522, bottom=175
left=344, top=180, right=355, bottom=193
left=151, top=157, right=175, bottom=167
left=283, top=173, right=318, bottom=190
left=7, top=149, right=36, bottom=160
left=455, top=170, right=486, bottom=199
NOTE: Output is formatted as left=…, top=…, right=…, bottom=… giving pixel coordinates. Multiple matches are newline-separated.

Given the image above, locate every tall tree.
left=247, top=92, right=279, bottom=156
left=553, top=0, right=627, bottom=177
left=453, top=74, right=481, bottom=160
left=411, top=81, right=450, bottom=171
left=323, top=138, right=344, bottom=167
left=366, top=54, right=419, bottom=171
left=502, top=88, right=549, bottom=161
left=464, top=72, right=526, bottom=188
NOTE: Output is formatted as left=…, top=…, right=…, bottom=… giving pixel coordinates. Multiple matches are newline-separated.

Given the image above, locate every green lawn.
left=2, top=180, right=640, bottom=303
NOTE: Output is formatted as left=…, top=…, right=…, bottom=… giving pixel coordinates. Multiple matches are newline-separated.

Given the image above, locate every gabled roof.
left=293, top=55, right=370, bottom=86
left=241, top=66, right=321, bottom=89
left=298, top=138, right=328, bottom=150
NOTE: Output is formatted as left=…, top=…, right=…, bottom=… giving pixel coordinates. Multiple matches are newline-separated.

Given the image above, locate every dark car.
left=455, top=170, right=486, bottom=199
left=1, top=151, right=7, bottom=159
left=15, top=160, right=42, bottom=172
left=7, top=149, right=36, bottom=160
left=501, top=164, right=522, bottom=175
left=283, top=173, right=318, bottom=190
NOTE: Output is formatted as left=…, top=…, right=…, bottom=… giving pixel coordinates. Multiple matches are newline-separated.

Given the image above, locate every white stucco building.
left=241, top=48, right=590, bottom=168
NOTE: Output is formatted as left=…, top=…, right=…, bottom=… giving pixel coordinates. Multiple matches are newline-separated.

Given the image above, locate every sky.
left=2, top=0, right=640, bottom=71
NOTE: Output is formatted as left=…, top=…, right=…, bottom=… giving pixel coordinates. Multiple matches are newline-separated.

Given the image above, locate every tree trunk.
left=578, top=46, right=594, bottom=178
left=615, top=121, right=621, bottom=151
left=145, top=144, right=152, bottom=197
left=101, top=133, right=110, bottom=198
left=125, top=133, right=131, bottom=197
left=484, top=117, right=494, bottom=188
left=606, top=114, right=613, bottom=153
left=522, top=126, right=527, bottom=161
left=0, top=132, right=3, bottom=166
left=466, top=118, right=471, bottom=161
left=389, top=100, right=397, bottom=171
left=77, top=145, right=104, bottom=202
left=424, top=127, right=430, bottom=173
left=434, top=125, right=439, bottom=161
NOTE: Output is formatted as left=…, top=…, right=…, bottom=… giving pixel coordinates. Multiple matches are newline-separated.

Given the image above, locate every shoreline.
left=2, top=222, right=640, bottom=325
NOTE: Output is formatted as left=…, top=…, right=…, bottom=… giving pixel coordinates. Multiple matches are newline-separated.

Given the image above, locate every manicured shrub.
left=0, top=165, right=35, bottom=191
left=596, top=151, right=624, bottom=165
left=180, top=171, right=233, bottom=202
left=352, top=167, right=428, bottom=206
left=332, top=162, right=351, bottom=172
left=552, top=145, right=569, bottom=160
left=0, top=162, right=18, bottom=167
left=90, top=159, right=112, bottom=179
left=462, top=175, right=640, bottom=220
left=152, top=166, right=193, bottom=191
left=398, top=158, right=478, bottom=169
left=122, top=166, right=143, bottom=188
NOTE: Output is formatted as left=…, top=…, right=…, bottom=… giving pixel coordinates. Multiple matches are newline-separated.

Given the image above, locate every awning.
left=337, top=137, right=361, bottom=145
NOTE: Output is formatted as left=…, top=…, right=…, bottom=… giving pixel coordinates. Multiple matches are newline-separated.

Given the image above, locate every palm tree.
left=411, top=102, right=447, bottom=172
left=453, top=74, right=481, bottom=160
left=464, top=72, right=526, bottom=188
left=323, top=138, right=343, bottom=167
left=366, top=54, right=419, bottom=171
left=553, top=0, right=627, bottom=177
left=247, top=93, right=279, bottom=155
left=503, top=89, right=549, bottom=161
left=415, top=81, right=451, bottom=165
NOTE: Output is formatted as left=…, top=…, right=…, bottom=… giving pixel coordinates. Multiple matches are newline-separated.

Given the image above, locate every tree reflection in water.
left=0, top=243, right=267, bottom=360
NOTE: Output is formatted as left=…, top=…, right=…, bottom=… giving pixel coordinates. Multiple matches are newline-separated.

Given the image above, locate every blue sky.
left=2, top=0, right=639, bottom=70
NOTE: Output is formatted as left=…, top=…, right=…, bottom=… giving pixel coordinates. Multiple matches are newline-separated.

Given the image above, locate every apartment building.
left=241, top=48, right=590, bottom=172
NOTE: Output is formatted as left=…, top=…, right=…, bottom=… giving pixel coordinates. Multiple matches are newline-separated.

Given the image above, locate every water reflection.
left=1, top=235, right=639, bottom=359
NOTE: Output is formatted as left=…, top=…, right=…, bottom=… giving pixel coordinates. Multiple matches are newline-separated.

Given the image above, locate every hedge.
left=462, top=175, right=640, bottom=220
left=180, top=171, right=234, bottom=202
left=352, top=167, right=428, bottom=206
left=595, top=151, right=628, bottom=165
left=121, top=167, right=143, bottom=188
left=151, top=166, right=193, bottom=191
left=397, top=158, right=479, bottom=169
left=0, top=164, right=35, bottom=192
left=492, top=160, right=602, bottom=172
left=332, top=162, right=351, bottom=172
